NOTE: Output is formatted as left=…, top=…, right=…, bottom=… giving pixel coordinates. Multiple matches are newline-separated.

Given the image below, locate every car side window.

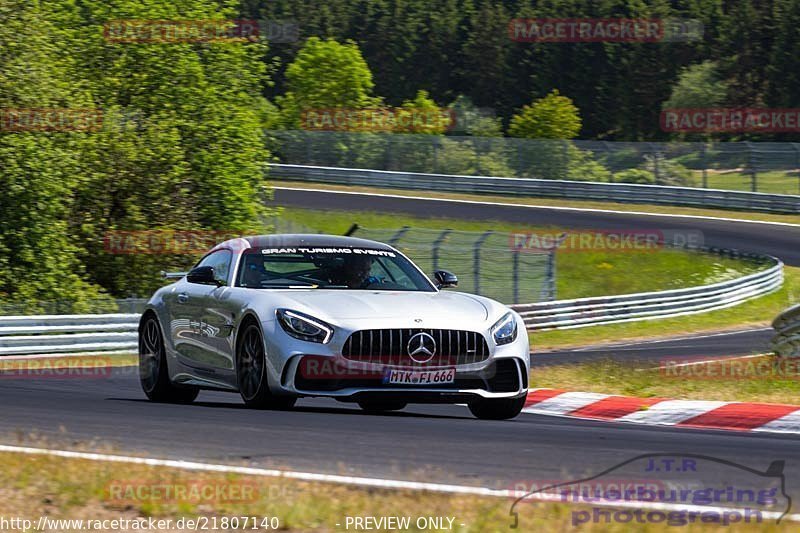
left=196, top=250, right=232, bottom=285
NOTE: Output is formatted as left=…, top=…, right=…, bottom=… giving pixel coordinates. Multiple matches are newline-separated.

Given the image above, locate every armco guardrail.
left=0, top=314, right=139, bottom=355
left=771, top=304, right=800, bottom=358
left=512, top=252, right=783, bottom=330
left=0, top=253, right=783, bottom=355
left=270, top=164, right=800, bottom=214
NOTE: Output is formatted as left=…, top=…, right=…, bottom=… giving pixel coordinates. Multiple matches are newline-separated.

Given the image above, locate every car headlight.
left=276, top=309, right=333, bottom=343
left=491, top=312, right=518, bottom=346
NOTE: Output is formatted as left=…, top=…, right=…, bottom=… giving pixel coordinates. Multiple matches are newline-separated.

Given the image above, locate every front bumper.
left=282, top=356, right=528, bottom=402
left=263, top=312, right=531, bottom=403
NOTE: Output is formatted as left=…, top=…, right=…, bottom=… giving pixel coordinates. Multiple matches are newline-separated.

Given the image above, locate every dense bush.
left=613, top=169, right=657, bottom=184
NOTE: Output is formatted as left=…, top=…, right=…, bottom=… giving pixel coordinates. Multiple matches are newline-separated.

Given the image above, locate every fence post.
left=512, top=248, right=520, bottom=305
left=544, top=251, right=556, bottom=301
left=540, top=233, right=567, bottom=301
left=432, top=229, right=452, bottom=271
left=473, top=230, right=493, bottom=295
left=701, top=142, right=708, bottom=188
left=746, top=141, right=757, bottom=192
left=650, top=143, right=660, bottom=182
left=388, top=226, right=410, bottom=246
left=793, top=143, right=800, bottom=195
left=604, top=141, right=614, bottom=182
left=384, top=133, right=392, bottom=170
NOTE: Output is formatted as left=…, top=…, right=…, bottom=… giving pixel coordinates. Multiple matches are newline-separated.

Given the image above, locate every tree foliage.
left=508, top=90, right=582, bottom=140
left=1, top=0, right=276, bottom=305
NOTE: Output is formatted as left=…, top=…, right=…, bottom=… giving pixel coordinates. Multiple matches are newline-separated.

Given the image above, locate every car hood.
left=259, top=289, right=498, bottom=328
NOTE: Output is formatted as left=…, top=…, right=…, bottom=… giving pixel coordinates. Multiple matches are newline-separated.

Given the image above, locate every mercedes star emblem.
left=407, top=332, right=437, bottom=364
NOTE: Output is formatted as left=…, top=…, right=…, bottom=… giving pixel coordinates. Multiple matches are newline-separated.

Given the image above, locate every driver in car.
left=332, top=254, right=381, bottom=288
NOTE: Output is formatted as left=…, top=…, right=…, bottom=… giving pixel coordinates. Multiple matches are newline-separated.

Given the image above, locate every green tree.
left=508, top=90, right=582, bottom=139
left=663, top=61, right=727, bottom=109
left=448, top=95, right=503, bottom=137
left=396, top=90, right=450, bottom=134
left=0, top=0, right=110, bottom=312
left=67, top=0, right=275, bottom=297
left=277, top=37, right=380, bottom=128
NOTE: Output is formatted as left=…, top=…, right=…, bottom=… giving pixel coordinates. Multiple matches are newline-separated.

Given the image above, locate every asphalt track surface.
left=3, top=367, right=800, bottom=503
left=3, top=187, right=800, bottom=511
left=534, top=328, right=774, bottom=366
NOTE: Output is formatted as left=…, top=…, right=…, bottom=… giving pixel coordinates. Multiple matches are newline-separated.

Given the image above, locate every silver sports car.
left=138, top=234, right=530, bottom=419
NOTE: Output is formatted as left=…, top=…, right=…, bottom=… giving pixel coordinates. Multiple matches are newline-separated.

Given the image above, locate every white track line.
left=1, top=444, right=798, bottom=523
left=274, top=186, right=800, bottom=228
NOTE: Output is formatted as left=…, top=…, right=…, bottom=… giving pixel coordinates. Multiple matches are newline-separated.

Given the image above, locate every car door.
left=171, top=249, right=234, bottom=372
left=195, top=249, right=240, bottom=374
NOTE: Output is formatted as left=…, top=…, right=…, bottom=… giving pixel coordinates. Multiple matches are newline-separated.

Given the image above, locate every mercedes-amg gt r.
left=138, top=234, right=530, bottom=419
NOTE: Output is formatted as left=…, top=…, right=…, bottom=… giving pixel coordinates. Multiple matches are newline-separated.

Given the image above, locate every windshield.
left=236, top=247, right=436, bottom=292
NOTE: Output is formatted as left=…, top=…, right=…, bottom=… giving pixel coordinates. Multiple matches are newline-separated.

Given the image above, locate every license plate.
left=383, top=368, right=455, bottom=385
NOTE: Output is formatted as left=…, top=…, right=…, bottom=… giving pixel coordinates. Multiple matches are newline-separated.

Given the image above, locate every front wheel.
left=236, top=322, right=296, bottom=410
left=468, top=395, right=526, bottom=420
left=139, top=314, right=198, bottom=404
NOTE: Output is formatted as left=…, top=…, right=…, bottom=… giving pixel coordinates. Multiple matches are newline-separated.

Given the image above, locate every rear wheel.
left=139, top=314, right=198, bottom=403
left=468, top=395, right=526, bottom=420
left=357, top=400, right=407, bottom=413
left=237, top=321, right=296, bottom=410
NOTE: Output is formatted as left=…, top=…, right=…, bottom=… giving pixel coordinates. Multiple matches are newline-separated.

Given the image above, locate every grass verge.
left=0, top=449, right=793, bottom=532
left=279, top=207, right=763, bottom=301
left=531, top=354, right=800, bottom=405
left=274, top=180, right=800, bottom=226
left=0, top=353, right=136, bottom=373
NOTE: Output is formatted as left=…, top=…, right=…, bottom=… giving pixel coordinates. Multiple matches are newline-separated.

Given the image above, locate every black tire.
left=139, top=314, right=199, bottom=404
left=468, top=395, right=526, bottom=420
left=357, top=400, right=407, bottom=413
left=236, top=321, right=296, bottom=410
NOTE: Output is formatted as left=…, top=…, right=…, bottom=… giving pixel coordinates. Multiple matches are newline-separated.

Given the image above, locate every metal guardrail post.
left=432, top=229, right=452, bottom=271
left=473, top=230, right=493, bottom=296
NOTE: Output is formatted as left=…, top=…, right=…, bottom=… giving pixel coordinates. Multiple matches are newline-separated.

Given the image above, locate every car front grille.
left=342, top=328, right=490, bottom=366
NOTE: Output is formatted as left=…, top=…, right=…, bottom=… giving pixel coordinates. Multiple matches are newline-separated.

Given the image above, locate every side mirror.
left=433, top=270, right=458, bottom=289
left=187, top=266, right=221, bottom=286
